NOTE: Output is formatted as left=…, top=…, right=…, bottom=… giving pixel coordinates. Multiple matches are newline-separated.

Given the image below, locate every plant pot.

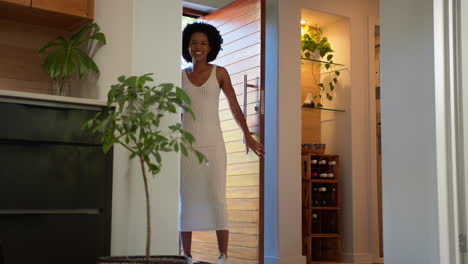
left=52, top=79, right=71, bottom=96
left=302, top=49, right=321, bottom=60
left=97, top=256, right=189, bottom=264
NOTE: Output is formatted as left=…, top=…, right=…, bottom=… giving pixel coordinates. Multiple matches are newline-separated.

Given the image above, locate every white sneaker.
left=217, top=255, right=229, bottom=264
left=186, top=257, right=200, bottom=264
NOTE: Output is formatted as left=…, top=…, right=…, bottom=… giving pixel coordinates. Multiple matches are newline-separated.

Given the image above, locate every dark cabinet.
left=0, top=100, right=112, bottom=264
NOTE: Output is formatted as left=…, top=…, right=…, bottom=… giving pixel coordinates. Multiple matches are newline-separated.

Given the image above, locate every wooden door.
left=31, top=0, right=93, bottom=18
left=190, top=0, right=265, bottom=263
left=0, top=0, right=30, bottom=6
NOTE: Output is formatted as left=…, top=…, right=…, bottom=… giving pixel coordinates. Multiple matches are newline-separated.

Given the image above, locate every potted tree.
left=39, top=23, right=106, bottom=96
left=83, top=73, right=206, bottom=264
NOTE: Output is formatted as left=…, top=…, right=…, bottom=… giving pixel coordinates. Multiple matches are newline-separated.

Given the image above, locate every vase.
left=302, top=49, right=321, bottom=60
left=52, top=79, right=70, bottom=96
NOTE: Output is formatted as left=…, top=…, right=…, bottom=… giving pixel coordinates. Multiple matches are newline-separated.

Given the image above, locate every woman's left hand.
left=246, top=134, right=265, bottom=158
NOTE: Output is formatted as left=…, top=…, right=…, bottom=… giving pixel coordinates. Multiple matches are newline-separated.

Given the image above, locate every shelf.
left=302, top=179, right=338, bottom=183
left=311, top=179, right=338, bottom=183
left=311, top=207, right=340, bottom=210
left=302, top=106, right=345, bottom=112
left=301, top=57, right=345, bottom=66
left=310, top=234, right=340, bottom=238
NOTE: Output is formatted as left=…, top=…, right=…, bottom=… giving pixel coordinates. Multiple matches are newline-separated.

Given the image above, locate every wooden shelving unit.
left=302, top=154, right=341, bottom=263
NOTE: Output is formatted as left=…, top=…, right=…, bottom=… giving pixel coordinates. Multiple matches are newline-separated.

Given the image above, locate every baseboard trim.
left=374, top=257, right=384, bottom=263
left=264, top=255, right=307, bottom=264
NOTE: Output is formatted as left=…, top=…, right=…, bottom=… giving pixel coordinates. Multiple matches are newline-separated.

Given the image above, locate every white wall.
left=128, top=0, right=183, bottom=256
left=267, top=0, right=379, bottom=262
left=75, top=0, right=183, bottom=256
left=381, top=0, right=440, bottom=263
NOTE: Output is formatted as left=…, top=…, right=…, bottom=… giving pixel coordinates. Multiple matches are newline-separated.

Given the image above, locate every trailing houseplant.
left=83, top=73, right=206, bottom=264
left=301, top=24, right=341, bottom=108
left=39, top=23, right=106, bottom=96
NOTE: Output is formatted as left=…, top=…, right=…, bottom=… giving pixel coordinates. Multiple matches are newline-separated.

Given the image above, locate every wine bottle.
left=318, top=187, right=327, bottom=192
left=318, top=160, right=327, bottom=165
left=328, top=161, right=337, bottom=166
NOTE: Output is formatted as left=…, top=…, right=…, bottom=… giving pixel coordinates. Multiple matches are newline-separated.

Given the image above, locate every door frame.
left=182, top=1, right=265, bottom=262
left=435, top=0, right=466, bottom=263
left=259, top=0, right=266, bottom=263
left=367, top=15, right=383, bottom=264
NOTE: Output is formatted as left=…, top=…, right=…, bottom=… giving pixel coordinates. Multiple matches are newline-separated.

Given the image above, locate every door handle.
left=243, top=75, right=259, bottom=144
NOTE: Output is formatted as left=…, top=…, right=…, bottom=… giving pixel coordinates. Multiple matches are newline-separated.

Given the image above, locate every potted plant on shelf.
left=83, top=73, right=206, bottom=264
left=39, top=23, right=106, bottom=96
left=301, top=24, right=341, bottom=108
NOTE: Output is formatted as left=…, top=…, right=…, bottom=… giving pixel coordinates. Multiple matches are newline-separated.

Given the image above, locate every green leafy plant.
left=39, top=23, right=106, bottom=95
left=301, top=25, right=333, bottom=59
left=301, top=24, right=341, bottom=108
left=82, top=73, right=206, bottom=260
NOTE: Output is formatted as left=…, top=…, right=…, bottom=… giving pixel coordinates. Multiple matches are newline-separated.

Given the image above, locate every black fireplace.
left=0, top=98, right=113, bottom=264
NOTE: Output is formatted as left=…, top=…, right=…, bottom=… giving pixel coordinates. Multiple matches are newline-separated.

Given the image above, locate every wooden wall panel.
left=215, top=44, right=260, bottom=67
left=227, top=162, right=259, bottom=176
left=220, top=102, right=257, bottom=121
left=222, top=22, right=260, bottom=45
left=221, top=117, right=258, bottom=131
left=227, top=174, right=259, bottom=187
left=218, top=32, right=260, bottom=58
left=192, top=242, right=258, bottom=260
left=230, top=67, right=260, bottom=86
left=193, top=232, right=258, bottom=247
left=0, top=19, right=69, bottom=95
left=203, top=0, right=260, bottom=27
left=216, top=10, right=260, bottom=35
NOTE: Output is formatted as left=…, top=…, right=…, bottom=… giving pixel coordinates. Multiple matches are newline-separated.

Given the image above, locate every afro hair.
left=182, top=22, right=223, bottom=63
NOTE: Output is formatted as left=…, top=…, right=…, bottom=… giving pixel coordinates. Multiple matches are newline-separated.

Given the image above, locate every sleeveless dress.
left=179, top=65, right=229, bottom=231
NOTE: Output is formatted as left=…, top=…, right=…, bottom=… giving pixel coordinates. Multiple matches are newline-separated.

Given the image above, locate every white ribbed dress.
left=179, top=65, right=229, bottom=231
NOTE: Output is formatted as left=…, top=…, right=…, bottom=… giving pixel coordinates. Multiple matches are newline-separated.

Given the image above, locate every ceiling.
left=183, top=0, right=236, bottom=13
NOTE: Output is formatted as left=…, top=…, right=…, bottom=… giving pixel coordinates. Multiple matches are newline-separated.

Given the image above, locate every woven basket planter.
left=97, top=256, right=188, bottom=264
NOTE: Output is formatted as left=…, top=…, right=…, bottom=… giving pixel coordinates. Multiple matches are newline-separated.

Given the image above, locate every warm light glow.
left=301, top=20, right=306, bottom=25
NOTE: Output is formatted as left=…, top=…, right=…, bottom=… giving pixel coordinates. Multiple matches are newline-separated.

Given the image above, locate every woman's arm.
left=218, top=67, right=265, bottom=157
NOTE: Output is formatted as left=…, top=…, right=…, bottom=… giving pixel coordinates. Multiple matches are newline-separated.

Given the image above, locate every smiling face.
left=189, top=32, right=211, bottom=63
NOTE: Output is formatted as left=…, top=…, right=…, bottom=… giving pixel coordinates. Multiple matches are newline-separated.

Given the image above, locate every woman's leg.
left=216, top=230, right=229, bottom=258
left=180, top=231, right=193, bottom=258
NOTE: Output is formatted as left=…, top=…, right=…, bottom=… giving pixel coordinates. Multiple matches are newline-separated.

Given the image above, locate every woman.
left=179, top=22, right=265, bottom=264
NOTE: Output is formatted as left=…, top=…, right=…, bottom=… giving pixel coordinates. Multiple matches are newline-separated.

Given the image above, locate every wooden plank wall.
left=0, top=19, right=66, bottom=94
left=190, top=0, right=261, bottom=263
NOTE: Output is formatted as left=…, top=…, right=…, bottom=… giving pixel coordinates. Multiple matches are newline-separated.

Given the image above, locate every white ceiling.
left=301, top=8, right=348, bottom=28
left=183, top=0, right=236, bottom=13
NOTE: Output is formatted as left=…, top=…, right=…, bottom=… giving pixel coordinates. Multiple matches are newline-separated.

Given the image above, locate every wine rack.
left=302, top=154, right=341, bottom=263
